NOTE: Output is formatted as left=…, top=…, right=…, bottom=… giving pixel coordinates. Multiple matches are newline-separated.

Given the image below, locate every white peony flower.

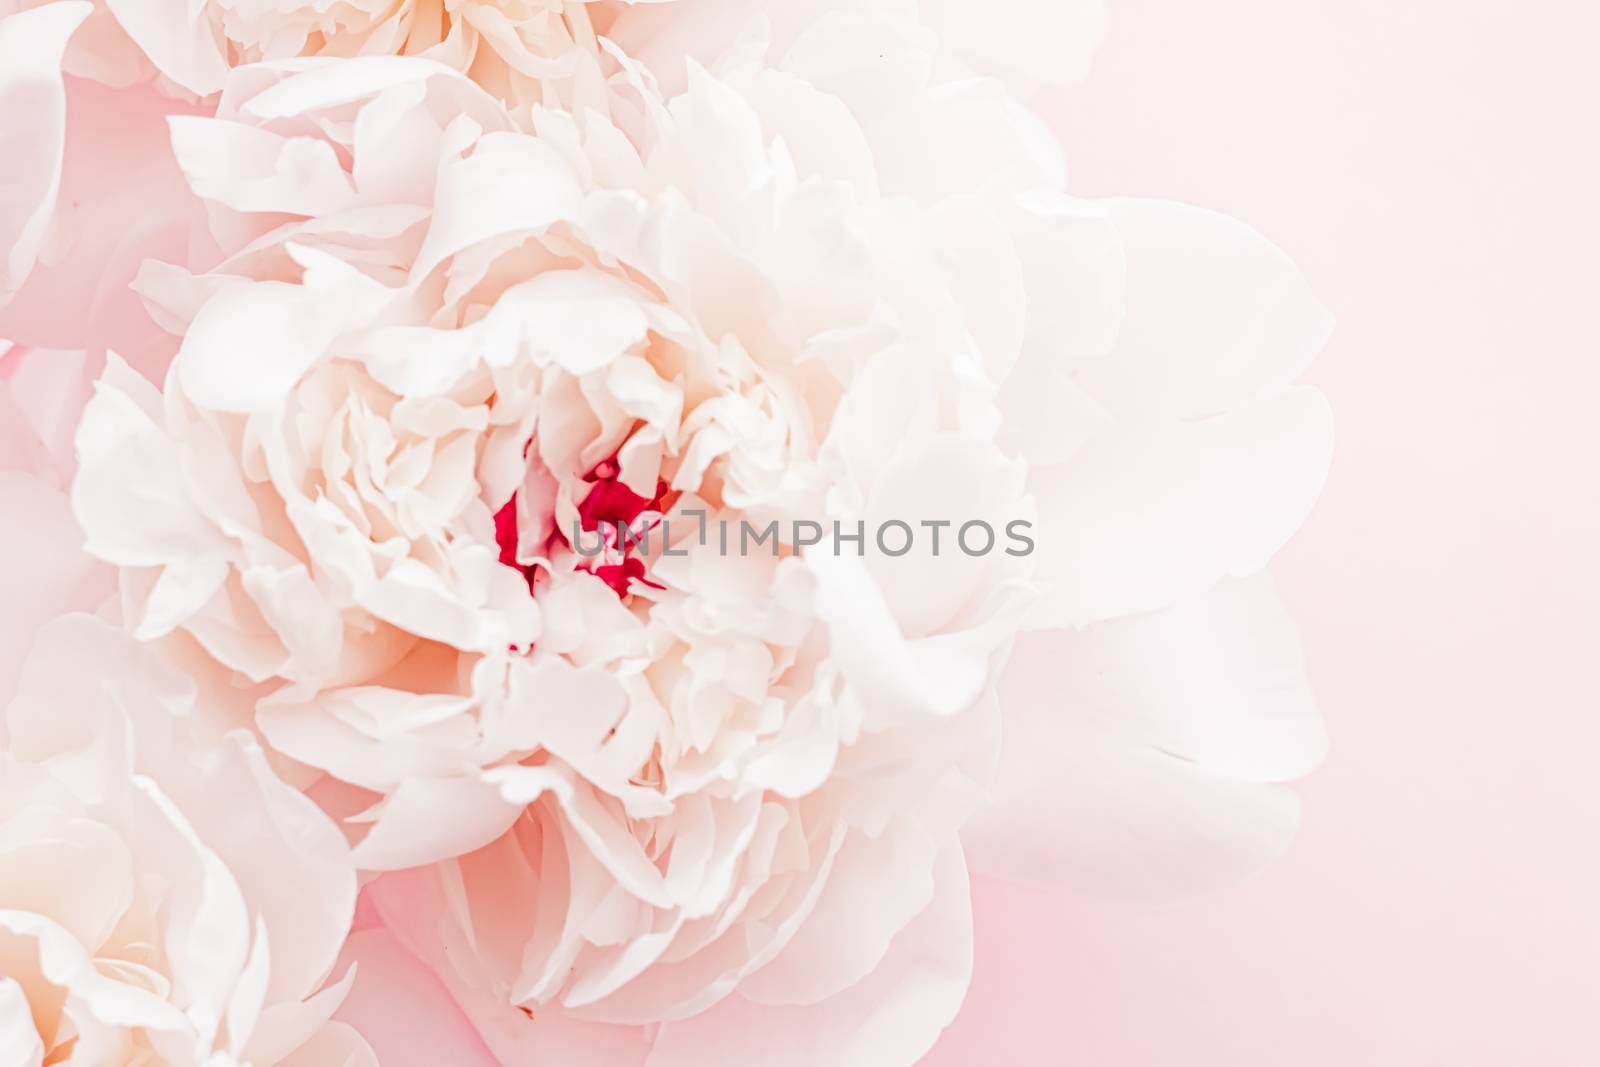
left=0, top=614, right=374, bottom=1067
left=68, top=3, right=1332, bottom=1063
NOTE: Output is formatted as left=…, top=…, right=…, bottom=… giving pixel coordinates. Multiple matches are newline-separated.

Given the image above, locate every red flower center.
left=495, top=459, right=670, bottom=598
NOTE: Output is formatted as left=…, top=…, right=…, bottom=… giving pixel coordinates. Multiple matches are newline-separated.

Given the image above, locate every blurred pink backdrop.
left=924, top=0, right=1600, bottom=1063
left=336, top=2, right=1600, bottom=1062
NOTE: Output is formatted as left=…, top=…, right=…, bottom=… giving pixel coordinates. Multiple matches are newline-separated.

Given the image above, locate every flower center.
left=494, top=458, right=670, bottom=599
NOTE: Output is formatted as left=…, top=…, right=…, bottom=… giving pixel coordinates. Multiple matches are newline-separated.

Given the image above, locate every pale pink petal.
left=102, top=0, right=229, bottom=95
left=0, top=377, right=58, bottom=482
left=71, top=353, right=227, bottom=568
left=276, top=1021, right=379, bottom=1067
left=1032, top=575, right=1327, bottom=782
left=737, top=823, right=940, bottom=1006
left=0, top=76, right=200, bottom=377
left=0, top=472, right=111, bottom=708
left=966, top=578, right=1321, bottom=894
left=644, top=841, right=972, bottom=1067
left=0, top=978, right=44, bottom=1067
left=173, top=734, right=359, bottom=1003
left=965, top=721, right=1302, bottom=897
left=0, top=2, right=90, bottom=307
left=330, top=928, right=497, bottom=1067
left=1076, top=198, right=1336, bottom=421
left=349, top=775, right=523, bottom=871
left=366, top=867, right=654, bottom=1067
left=1029, top=387, right=1335, bottom=627
left=0, top=346, right=92, bottom=479
left=174, top=247, right=393, bottom=413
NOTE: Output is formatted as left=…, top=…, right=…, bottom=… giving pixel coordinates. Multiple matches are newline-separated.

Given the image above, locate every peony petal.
left=168, top=115, right=360, bottom=217
left=330, top=929, right=494, bottom=1067
left=0, top=806, right=134, bottom=952
left=225, top=916, right=273, bottom=1059
left=0, top=2, right=90, bottom=307
left=2, top=910, right=191, bottom=1035
left=1, top=346, right=93, bottom=479
left=350, top=775, right=523, bottom=871
left=129, top=779, right=252, bottom=1044
left=174, top=245, right=394, bottom=412
left=0, top=376, right=57, bottom=482
left=408, top=132, right=583, bottom=285
left=0, top=77, right=199, bottom=375
left=1028, top=575, right=1326, bottom=782
left=176, top=734, right=359, bottom=1004
left=258, top=686, right=479, bottom=792
left=366, top=869, right=653, bottom=1067
left=102, top=0, right=228, bottom=95
left=275, top=1021, right=380, bottom=1067
left=1076, top=198, right=1336, bottom=421
left=1029, top=387, right=1334, bottom=627
left=240, top=56, right=503, bottom=126
left=490, top=657, right=638, bottom=794
left=72, top=353, right=226, bottom=567
left=964, top=589, right=1317, bottom=895
left=644, top=840, right=972, bottom=1067
left=738, top=821, right=939, bottom=1007
left=809, top=548, right=995, bottom=722
left=0, top=471, right=112, bottom=708
left=964, top=724, right=1303, bottom=898
left=2, top=612, right=190, bottom=774
left=0, top=977, right=44, bottom=1067
left=245, top=965, right=362, bottom=1066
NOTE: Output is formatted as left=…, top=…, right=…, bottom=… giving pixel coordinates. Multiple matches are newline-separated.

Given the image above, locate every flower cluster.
left=0, top=0, right=1332, bottom=1063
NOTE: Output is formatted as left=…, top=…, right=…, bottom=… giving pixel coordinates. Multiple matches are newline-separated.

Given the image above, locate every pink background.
left=924, top=0, right=1600, bottom=1063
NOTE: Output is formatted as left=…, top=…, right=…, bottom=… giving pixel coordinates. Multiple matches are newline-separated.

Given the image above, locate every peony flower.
left=65, top=4, right=1332, bottom=1064
left=1, top=344, right=370, bottom=1065
left=0, top=614, right=374, bottom=1067
left=71, top=23, right=1050, bottom=1058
